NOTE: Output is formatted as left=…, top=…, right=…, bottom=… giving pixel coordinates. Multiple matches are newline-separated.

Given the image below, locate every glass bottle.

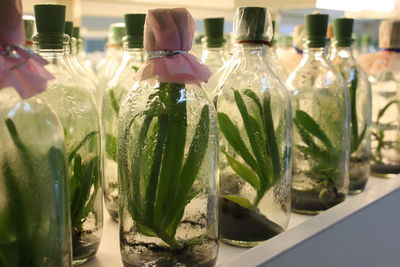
left=330, top=18, right=372, bottom=193
left=216, top=7, right=292, bottom=247
left=267, top=20, right=288, bottom=81
left=201, top=17, right=227, bottom=98
left=73, top=26, right=97, bottom=74
left=97, top=23, right=126, bottom=84
left=0, top=89, right=72, bottom=267
left=370, top=20, right=400, bottom=177
left=286, top=14, right=350, bottom=214
left=102, top=13, right=146, bottom=221
left=23, top=16, right=35, bottom=50
left=33, top=4, right=103, bottom=264
left=64, top=21, right=97, bottom=100
left=119, top=8, right=219, bottom=266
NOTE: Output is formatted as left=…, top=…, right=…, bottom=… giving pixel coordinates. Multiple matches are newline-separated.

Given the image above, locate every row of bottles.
left=2, top=0, right=399, bottom=266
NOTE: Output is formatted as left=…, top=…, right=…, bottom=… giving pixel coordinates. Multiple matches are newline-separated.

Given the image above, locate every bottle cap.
left=108, top=22, right=125, bottom=46
left=379, top=20, right=400, bottom=49
left=123, top=14, right=146, bottom=49
left=202, top=17, right=225, bottom=48
left=305, top=13, right=329, bottom=48
left=64, top=21, right=73, bottom=38
left=73, top=26, right=80, bottom=39
left=33, top=4, right=69, bottom=49
left=233, top=7, right=273, bottom=43
left=34, top=4, right=65, bottom=34
left=333, top=18, right=354, bottom=47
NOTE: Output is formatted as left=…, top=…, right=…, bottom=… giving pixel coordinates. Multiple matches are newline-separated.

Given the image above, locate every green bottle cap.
left=34, top=4, right=65, bottom=34
left=333, top=18, right=354, bottom=47
left=23, top=18, right=35, bottom=43
left=123, top=14, right=146, bottom=49
left=202, top=17, right=225, bottom=48
left=64, top=21, right=74, bottom=38
left=305, top=13, right=329, bottom=48
left=73, top=26, right=80, bottom=39
left=234, top=7, right=273, bottom=43
left=108, top=23, right=126, bottom=46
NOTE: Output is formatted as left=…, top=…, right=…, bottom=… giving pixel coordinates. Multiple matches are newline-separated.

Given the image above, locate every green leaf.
left=234, top=90, right=267, bottom=181
left=294, top=110, right=333, bottom=149
left=68, top=131, right=98, bottom=163
left=222, top=149, right=260, bottom=190
left=263, top=94, right=281, bottom=184
left=377, top=100, right=399, bottom=123
left=131, top=65, right=139, bottom=72
left=105, top=134, right=117, bottom=161
left=136, top=222, right=157, bottom=237
left=243, top=89, right=263, bottom=119
left=217, top=113, right=258, bottom=171
left=109, top=89, right=120, bottom=115
left=224, top=195, right=254, bottom=210
left=161, top=105, right=210, bottom=229
left=153, top=83, right=187, bottom=226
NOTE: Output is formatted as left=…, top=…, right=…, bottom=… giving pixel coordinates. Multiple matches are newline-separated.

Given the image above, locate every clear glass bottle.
left=97, top=23, right=125, bottom=84
left=216, top=7, right=292, bottom=247
left=286, top=14, right=350, bottom=214
left=330, top=18, right=372, bottom=194
left=0, top=87, right=72, bottom=267
left=201, top=18, right=227, bottom=98
left=33, top=4, right=103, bottom=264
left=64, top=21, right=97, bottom=100
left=370, top=20, right=400, bottom=177
left=102, top=13, right=146, bottom=221
left=23, top=17, right=35, bottom=50
left=119, top=9, right=218, bottom=266
left=73, top=26, right=97, bottom=74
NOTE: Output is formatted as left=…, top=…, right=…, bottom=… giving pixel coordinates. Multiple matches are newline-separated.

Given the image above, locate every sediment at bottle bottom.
left=121, top=236, right=218, bottom=267
left=291, top=188, right=346, bottom=215
left=371, top=163, right=400, bottom=177
left=219, top=197, right=284, bottom=245
left=72, top=231, right=100, bottom=265
left=349, top=177, right=368, bottom=194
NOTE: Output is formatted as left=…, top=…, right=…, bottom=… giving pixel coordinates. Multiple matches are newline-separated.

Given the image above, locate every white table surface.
left=82, top=176, right=387, bottom=267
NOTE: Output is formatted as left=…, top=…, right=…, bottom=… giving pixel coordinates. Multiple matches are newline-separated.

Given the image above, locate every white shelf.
left=83, top=176, right=400, bottom=267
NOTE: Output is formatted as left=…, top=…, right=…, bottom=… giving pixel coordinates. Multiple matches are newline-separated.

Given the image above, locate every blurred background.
left=21, top=0, right=400, bottom=53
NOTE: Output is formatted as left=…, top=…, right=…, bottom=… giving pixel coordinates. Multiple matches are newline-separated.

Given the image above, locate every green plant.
left=293, top=110, right=340, bottom=185
left=371, top=100, right=400, bottom=163
left=0, top=119, right=67, bottom=267
left=218, top=89, right=281, bottom=208
left=120, top=83, right=210, bottom=250
left=348, top=68, right=367, bottom=155
left=68, top=131, right=101, bottom=235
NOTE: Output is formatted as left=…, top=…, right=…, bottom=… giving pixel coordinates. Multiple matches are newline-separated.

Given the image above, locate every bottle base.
left=122, top=257, right=217, bottom=267
left=219, top=197, right=284, bottom=246
left=106, top=208, right=119, bottom=222
left=72, top=234, right=100, bottom=265
left=371, top=163, right=400, bottom=178
left=348, top=178, right=368, bottom=195
left=291, top=188, right=346, bottom=215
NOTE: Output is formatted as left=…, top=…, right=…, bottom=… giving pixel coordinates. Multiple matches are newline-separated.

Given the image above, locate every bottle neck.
left=330, top=46, right=355, bottom=63
left=236, top=43, right=270, bottom=58
left=302, top=46, right=328, bottom=62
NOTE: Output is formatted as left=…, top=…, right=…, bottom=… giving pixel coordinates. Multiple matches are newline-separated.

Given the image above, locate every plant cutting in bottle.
left=218, top=90, right=281, bottom=208
left=371, top=100, right=400, bottom=163
left=121, top=83, right=210, bottom=250
left=0, top=119, right=68, bottom=267
left=119, top=8, right=217, bottom=266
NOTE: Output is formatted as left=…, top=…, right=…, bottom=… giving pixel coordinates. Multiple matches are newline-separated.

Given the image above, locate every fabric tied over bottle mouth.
left=136, top=8, right=211, bottom=84
left=147, top=50, right=188, bottom=59
left=0, top=0, right=54, bottom=99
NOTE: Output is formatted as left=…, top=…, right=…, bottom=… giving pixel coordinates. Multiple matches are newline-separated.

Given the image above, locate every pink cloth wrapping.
left=0, top=0, right=53, bottom=99
left=358, top=51, right=400, bottom=76
left=137, top=8, right=211, bottom=84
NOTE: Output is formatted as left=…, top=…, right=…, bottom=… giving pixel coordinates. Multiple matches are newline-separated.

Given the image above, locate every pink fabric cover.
left=0, top=0, right=53, bottom=99
left=358, top=51, right=400, bottom=76
left=137, top=8, right=211, bottom=84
